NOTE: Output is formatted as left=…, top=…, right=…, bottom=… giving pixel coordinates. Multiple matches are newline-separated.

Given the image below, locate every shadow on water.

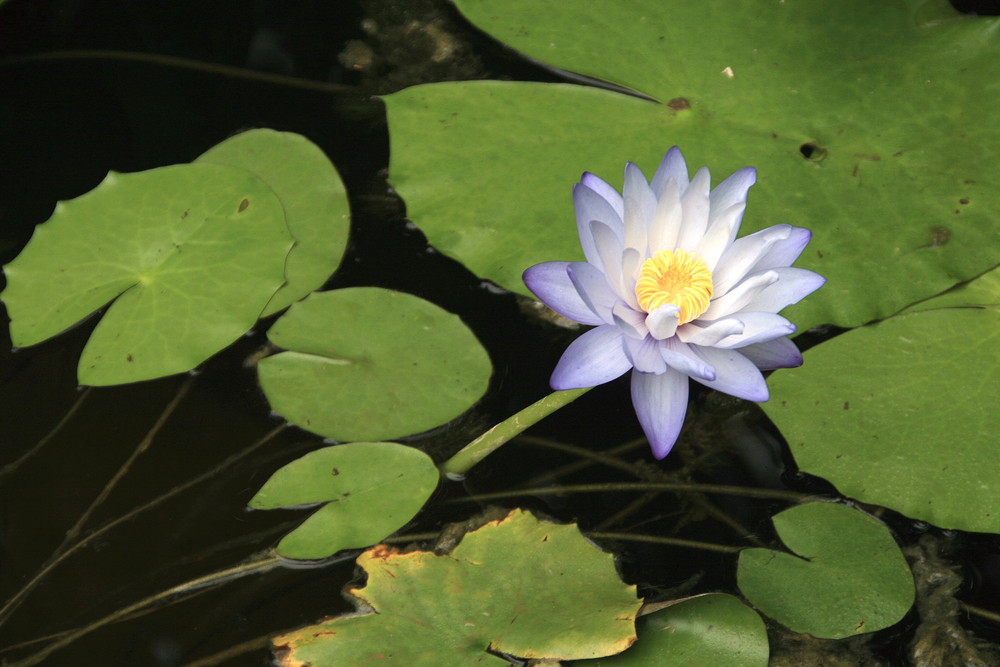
left=1, top=1, right=999, bottom=665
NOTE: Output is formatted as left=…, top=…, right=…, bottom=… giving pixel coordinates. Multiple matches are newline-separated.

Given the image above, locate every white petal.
left=697, top=201, right=746, bottom=270
left=676, top=166, right=711, bottom=252
left=659, top=337, right=716, bottom=380
left=567, top=261, right=618, bottom=323
left=623, top=162, right=657, bottom=253
left=581, top=172, right=624, bottom=220
left=523, top=261, right=604, bottom=325
left=647, top=179, right=683, bottom=254
left=711, top=224, right=794, bottom=295
left=690, top=346, right=769, bottom=401
left=551, top=325, right=632, bottom=389
left=749, top=226, right=813, bottom=272
left=739, top=336, right=803, bottom=370
left=613, top=301, right=649, bottom=339
left=624, top=335, right=667, bottom=374
left=739, top=268, right=826, bottom=313
left=709, top=166, right=756, bottom=216
left=631, top=368, right=689, bottom=459
left=574, top=183, right=624, bottom=272
left=645, top=303, right=680, bottom=340
left=676, top=318, right=745, bottom=346
left=650, top=146, right=690, bottom=198
left=712, top=312, right=796, bottom=349
left=590, top=220, right=630, bottom=303
left=700, top=270, right=779, bottom=320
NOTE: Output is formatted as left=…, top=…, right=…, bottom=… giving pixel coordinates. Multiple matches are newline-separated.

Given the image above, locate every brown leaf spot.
left=238, top=198, right=249, bottom=213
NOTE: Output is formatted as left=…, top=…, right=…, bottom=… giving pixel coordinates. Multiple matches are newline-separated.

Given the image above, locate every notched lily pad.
left=2, top=164, right=291, bottom=385
left=273, top=509, right=640, bottom=666
left=248, top=442, right=439, bottom=560
left=737, top=502, right=914, bottom=639
left=195, top=128, right=350, bottom=315
left=258, top=287, right=492, bottom=441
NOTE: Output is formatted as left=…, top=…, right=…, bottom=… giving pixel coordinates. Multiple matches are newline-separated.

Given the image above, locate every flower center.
left=634, top=249, right=713, bottom=324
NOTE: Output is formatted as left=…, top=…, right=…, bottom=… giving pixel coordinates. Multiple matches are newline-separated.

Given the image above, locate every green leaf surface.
left=763, top=297, right=1000, bottom=533
left=591, top=594, right=768, bottom=667
left=249, top=442, right=439, bottom=560
left=272, top=509, right=640, bottom=666
left=386, top=0, right=1000, bottom=330
left=2, top=165, right=291, bottom=385
left=738, top=502, right=914, bottom=639
left=258, top=288, right=492, bottom=441
left=195, top=129, right=350, bottom=316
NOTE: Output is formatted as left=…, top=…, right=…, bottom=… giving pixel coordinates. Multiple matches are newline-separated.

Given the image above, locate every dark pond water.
left=2, top=1, right=1000, bottom=665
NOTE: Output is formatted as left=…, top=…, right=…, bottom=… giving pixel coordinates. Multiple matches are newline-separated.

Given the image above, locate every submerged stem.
left=439, top=387, right=591, bottom=477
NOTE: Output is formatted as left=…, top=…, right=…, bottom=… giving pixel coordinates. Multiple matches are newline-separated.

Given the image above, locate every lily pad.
left=385, top=0, right=1000, bottom=331
left=737, top=502, right=914, bottom=639
left=249, top=442, right=439, bottom=560
left=763, top=291, right=1000, bottom=533
left=272, top=509, right=640, bottom=666
left=258, top=287, right=492, bottom=441
left=195, top=129, right=350, bottom=316
left=591, top=594, right=768, bottom=666
left=1, top=165, right=291, bottom=385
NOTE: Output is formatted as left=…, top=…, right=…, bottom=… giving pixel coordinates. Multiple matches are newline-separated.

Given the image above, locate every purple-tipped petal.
left=712, top=312, right=796, bottom=349
left=567, top=261, right=618, bottom=323
left=574, top=183, right=624, bottom=271
left=697, top=201, right=746, bottom=270
left=750, top=226, right=812, bottom=272
left=709, top=166, right=756, bottom=216
left=738, top=268, right=826, bottom=313
left=623, top=162, right=657, bottom=252
left=624, top=335, right=667, bottom=374
left=659, top=337, right=716, bottom=380
left=581, top=172, right=624, bottom=220
left=711, top=224, right=794, bottom=294
left=631, top=368, right=689, bottom=459
left=650, top=146, right=690, bottom=198
left=551, top=325, right=632, bottom=390
left=523, top=261, right=604, bottom=325
left=690, top=346, right=769, bottom=401
left=739, top=336, right=803, bottom=370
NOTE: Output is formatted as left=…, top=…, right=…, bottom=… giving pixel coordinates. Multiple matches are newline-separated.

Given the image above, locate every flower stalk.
left=440, top=387, right=591, bottom=478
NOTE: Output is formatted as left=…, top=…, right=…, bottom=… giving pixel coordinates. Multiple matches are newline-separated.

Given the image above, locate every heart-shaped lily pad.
left=249, top=442, right=439, bottom=560
left=258, top=287, right=492, bottom=441
left=2, top=164, right=291, bottom=385
left=195, top=128, right=350, bottom=316
left=273, top=509, right=640, bottom=665
left=592, top=594, right=768, bottom=666
left=737, top=502, right=913, bottom=639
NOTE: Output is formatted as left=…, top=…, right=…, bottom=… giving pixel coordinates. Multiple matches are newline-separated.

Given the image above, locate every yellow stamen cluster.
left=635, top=249, right=713, bottom=324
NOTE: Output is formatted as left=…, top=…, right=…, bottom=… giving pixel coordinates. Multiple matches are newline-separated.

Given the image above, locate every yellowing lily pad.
left=249, top=442, right=439, bottom=560
left=2, top=164, right=291, bottom=385
left=273, top=509, right=640, bottom=666
left=195, top=129, right=350, bottom=316
left=737, top=502, right=914, bottom=639
left=258, top=288, right=492, bottom=441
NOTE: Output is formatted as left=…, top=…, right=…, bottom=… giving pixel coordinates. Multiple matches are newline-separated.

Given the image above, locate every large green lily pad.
left=249, top=442, right=439, bottom=560
left=273, top=509, right=640, bottom=666
left=258, top=287, right=492, bottom=441
left=764, top=271, right=1000, bottom=533
left=195, top=129, right=350, bottom=316
left=2, top=165, right=291, bottom=385
left=591, top=594, right=768, bottom=666
left=738, top=502, right=914, bottom=639
left=385, top=0, right=1000, bottom=331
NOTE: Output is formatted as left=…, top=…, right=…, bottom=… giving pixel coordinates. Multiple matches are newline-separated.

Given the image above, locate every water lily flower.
left=524, top=148, right=825, bottom=458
